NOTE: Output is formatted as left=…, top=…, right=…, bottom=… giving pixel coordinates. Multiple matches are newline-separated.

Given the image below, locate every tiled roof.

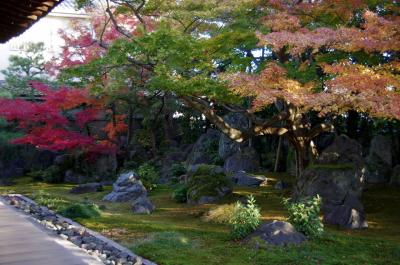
left=0, top=0, right=64, bottom=43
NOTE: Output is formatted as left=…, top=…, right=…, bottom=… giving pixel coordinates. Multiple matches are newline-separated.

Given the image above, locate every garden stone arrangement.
left=103, top=171, right=155, bottom=214
left=0, top=194, right=156, bottom=265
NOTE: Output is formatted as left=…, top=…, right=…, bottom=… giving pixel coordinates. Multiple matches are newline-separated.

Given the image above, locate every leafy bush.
left=203, top=203, right=238, bottom=224
left=42, top=165, right=63, bottom=183
left=187, top=173, right=231, bottom=202
left=138, top=163, right=159, bottom=191
left=283, top=195, right=324, bottom=238
left=171, top=163, right=186, bottom=178
left=59, top=202, right=101, bottom=219
left=229, top=195, right=261, bottom=240
left=172, top=184, right=188, bottom=203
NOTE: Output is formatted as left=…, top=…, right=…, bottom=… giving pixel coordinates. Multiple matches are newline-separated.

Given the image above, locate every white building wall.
left=0, top=2, right=89, bottom=79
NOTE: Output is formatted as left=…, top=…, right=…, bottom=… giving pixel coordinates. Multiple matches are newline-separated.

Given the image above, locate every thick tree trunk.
left=346, top=110, right=359, bottom=139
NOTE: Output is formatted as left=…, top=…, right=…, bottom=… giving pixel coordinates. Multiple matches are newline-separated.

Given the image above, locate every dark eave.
left=0, top=0, right=64, bottom=43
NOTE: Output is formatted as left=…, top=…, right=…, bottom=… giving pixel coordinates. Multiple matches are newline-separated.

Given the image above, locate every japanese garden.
left=0, top=0, right=399, bottom=264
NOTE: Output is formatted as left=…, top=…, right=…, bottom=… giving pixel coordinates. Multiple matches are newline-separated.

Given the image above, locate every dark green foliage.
left=283, top=195, right=324, bottom=238
left=42, top=165, right=63, bottom=183
left=59, top=202, right=101, bottom=219
left=171, top=163, right=186, bottom=178
left=172, top=184, right=188, bottom=203
left=187, top=165, right=232, bottom=202
left=138, top=163, right=159, bottom=191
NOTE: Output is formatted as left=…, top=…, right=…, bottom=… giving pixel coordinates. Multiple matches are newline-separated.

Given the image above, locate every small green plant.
left=138, top=163, right=159, bottom=191
left=283, top=195, right=324, bottom=238
left=59, top=202, right=101, bottom=219
left=172, top=184, right=188, bottom=203
left=229, top=195, right=261, bottom=240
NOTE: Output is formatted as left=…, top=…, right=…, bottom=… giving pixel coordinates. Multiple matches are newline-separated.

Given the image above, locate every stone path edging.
left=0, top=194, right=156, bottom=265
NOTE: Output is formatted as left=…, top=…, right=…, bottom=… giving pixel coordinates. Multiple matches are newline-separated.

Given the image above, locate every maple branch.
left=106, top=0, right=133, bottom=39
left=307, top=122, right=334, bottom=139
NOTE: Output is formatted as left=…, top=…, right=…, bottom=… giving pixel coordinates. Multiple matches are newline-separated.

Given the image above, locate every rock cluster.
left=296, top=135, right=368, bottom=229
left=103, top=171, right=155, bottom=214
left=0, top=194, right=156, bottom=265
left=365, top=135, right=393, bottom=184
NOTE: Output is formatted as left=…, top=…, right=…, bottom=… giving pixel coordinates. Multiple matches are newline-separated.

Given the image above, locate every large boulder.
left=186, top=164, right=232, bottom=204
left=365, top=135, right=393, bottom=184
left=317, top=134, right=364, bottom=166
left=93, top=154, right=118, bottom=180
left=218, top=113, right=249, bottom=160
left=247, top=221, right=306, bottom=246
left=296, top=135, right=368, bottom=229
left=159, top=144, right=193, bottom=184
left=69, top=183, right=103, bottom=194
left=186, top=129, right=221, bottom=166
left=103, top=171, right=155, bottom=214
left=390, top=165, right=400, bottom=187
left=131, top=196, right=156, bottom=214
left=223, top=147, right=260, bottom=173
left=231, top=171, right=267, bottom=187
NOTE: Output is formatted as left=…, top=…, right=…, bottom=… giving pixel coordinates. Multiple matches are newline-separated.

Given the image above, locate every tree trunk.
left=274, top=136, right=282, bottom=172
left=346, top=110, right=359, bottom=139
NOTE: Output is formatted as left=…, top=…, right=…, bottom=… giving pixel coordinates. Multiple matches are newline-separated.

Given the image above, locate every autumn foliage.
left=0, top=82, right=126, bottom=155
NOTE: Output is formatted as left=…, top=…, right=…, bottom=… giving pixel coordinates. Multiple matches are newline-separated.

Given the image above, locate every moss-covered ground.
left=1, top=173, right=399, bottom=265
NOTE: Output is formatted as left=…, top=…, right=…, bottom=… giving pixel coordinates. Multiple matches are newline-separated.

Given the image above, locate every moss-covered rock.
left=186, top=165, right=232, bottom=204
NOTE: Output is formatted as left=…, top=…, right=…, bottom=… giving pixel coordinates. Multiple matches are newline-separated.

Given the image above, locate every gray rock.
left=317, top=134, right=363, bottom=166
left=295, top=135, right=368, bottom=229
left=186, top=129, right=220, bottom=165
left=69, top=183, right=103, bottom=194
left=274, top=180, right=289, bottom=190
left=93, top=154, right=117, bottom=180
left=131, top=196, right=155, bottom=214
left=187, top=164, right=224, bottom=176
left=64, top=170, right=88, bottom=184
left=390, top=165, right=400, bottom=187
left=103, top=171, right=147, bottom=202
left=368, top=135, right=392, bottom=166
left=231, top=171, right=267, bottom=187
left=324, top=194, right=368, bottom=229
left=365, top=135, right=393, bottom=184
left=248, top=221, right=306, bottom=246
left=223, top=147, right=260, bottom=173
left=218, top=113, right=249, bottom=160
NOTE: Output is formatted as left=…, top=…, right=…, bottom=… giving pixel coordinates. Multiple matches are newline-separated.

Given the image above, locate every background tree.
left=1, top=42, right=51, bottom=99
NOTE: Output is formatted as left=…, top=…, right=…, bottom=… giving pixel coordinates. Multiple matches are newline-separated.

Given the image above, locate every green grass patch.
left=1, top=175, right=400, bottom=265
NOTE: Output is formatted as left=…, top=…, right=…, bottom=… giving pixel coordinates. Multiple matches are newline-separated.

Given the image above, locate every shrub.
left=229, top=196, right=261, bottom=240
left=172, top=184, right=188, bottom=203
left=187, top=173, right=232, bottom=203
left=283, top=195, right=324, bottom=238
left=42, top=165, right=63, bottom=183
left=59, top=202, right=101, bottom=219
left=28, top=170, right=45, bottom=181
left=171, top=163, right=186, bottom=178
left=138, top=163, right=159, bottom=191
left=203, top=203, right=238, bottom=224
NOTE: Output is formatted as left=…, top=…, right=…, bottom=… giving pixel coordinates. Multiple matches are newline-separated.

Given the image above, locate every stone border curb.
left=0, top=194, right=157, bottom=265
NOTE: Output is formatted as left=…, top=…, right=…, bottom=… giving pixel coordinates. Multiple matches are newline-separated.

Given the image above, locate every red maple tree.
left=0, top=82, right=127, bottom=156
